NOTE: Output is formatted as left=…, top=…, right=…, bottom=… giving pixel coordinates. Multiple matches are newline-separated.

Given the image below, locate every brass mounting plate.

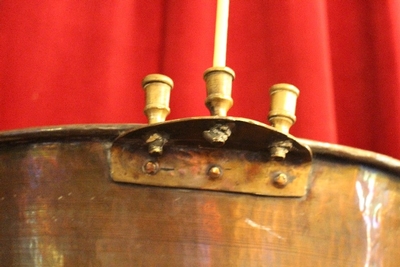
left=110, top=117, right=312, bottom=197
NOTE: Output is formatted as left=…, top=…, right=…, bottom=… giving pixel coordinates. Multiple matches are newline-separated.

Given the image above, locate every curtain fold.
left=1, top=0, right=400, bottom=158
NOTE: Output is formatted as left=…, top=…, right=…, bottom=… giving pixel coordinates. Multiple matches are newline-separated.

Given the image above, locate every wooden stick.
left=213, top=0, right=230, bottom=67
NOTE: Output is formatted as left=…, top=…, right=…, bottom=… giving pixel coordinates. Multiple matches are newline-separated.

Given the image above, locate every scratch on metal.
left=245, top=218, right=285, bottom=240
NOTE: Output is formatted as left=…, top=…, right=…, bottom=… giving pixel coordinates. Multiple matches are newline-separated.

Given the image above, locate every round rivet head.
left=143, top=161, right=159, bottom=175
left=208, top=166, right=222, bottom=179
left=273, top=173, right=288, bottom=187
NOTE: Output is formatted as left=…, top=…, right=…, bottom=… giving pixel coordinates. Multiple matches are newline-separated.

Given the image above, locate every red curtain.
left=1, top=1, right=400, bottom=159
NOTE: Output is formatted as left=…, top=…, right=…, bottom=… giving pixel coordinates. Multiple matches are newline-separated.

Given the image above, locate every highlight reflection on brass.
left=20, top=148, right=65, bottom=267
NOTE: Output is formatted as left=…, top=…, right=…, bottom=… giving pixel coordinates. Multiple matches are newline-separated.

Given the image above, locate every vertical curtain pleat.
left=1, top=0, right=400, bottom=158
left=160, top=0, right=215, bottom=117
left=327, top=0, right=400, bottom=158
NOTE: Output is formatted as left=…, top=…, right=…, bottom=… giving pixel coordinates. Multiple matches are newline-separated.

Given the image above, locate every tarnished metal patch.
left=110, top=117, right=312, bottom=197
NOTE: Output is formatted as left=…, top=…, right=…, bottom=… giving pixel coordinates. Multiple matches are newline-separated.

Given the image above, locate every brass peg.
left=268, top=83, right=299, bottom=134
left=204, top=67, right=235, bottom=116
left=142, top=74, right=174, bottom=124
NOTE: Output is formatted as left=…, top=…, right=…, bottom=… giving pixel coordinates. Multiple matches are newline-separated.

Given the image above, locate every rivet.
left=273, top=173, right=288, bottom=187
left=269, top=140, right=293, bottom=161
left=203, top=124, right=233, bottom=146
left=145, top=133, right=167, bottom=156
left=208, top=166, right=222, bottom=179
left=143, top=161, right=159, bottom=175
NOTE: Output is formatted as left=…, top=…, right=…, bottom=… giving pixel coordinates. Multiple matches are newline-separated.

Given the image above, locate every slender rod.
left=213, top=0, right=230, bottom=67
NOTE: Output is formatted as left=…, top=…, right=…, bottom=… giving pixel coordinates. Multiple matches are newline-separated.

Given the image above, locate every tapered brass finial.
left=268, top=83, right=299, bottom=134
left=142, top=74, right=173, bottom=124
left=204, top=67, right=235, bottom=116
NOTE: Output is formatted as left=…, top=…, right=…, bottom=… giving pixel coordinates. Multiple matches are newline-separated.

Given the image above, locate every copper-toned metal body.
left=0, top=125, right=399, bottom=266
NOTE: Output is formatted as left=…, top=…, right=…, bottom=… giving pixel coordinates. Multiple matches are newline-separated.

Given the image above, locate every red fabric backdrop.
left=1, top=1, right=400, bottom=158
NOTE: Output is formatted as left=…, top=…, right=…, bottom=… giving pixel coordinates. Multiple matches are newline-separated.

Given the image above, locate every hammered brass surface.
left=0, top=137, right=400, bottom=266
